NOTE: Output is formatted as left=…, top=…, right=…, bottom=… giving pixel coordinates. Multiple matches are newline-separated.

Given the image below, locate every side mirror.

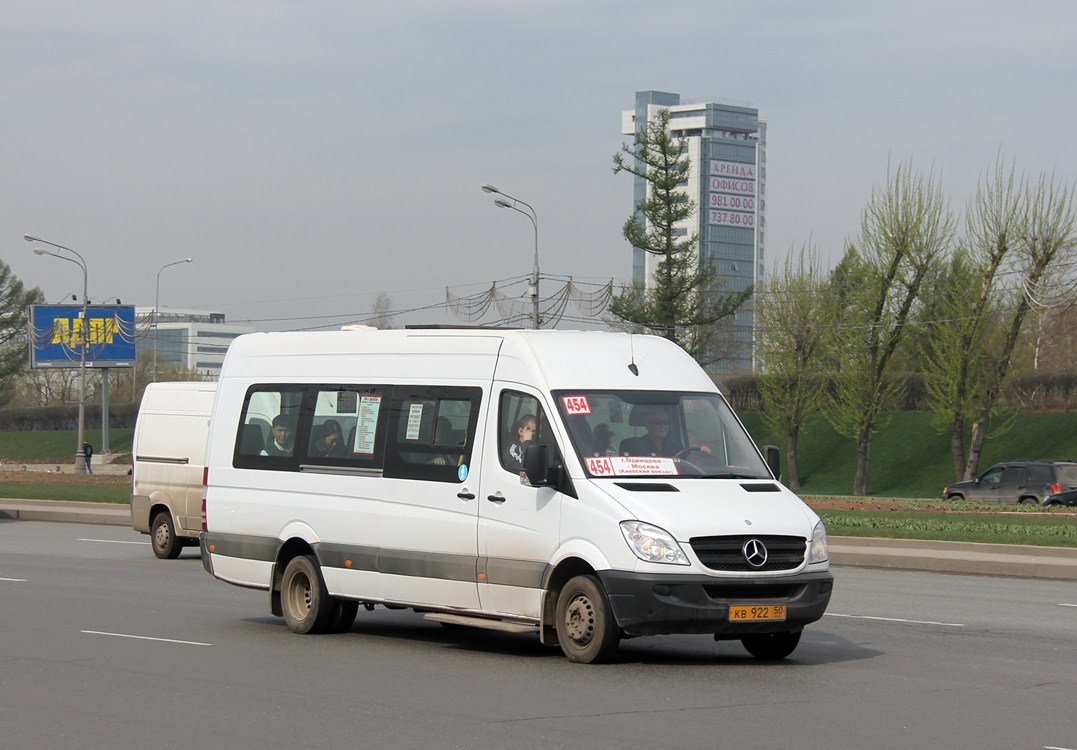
left=764, top=445, right=781, bottom=481
left=522, top=443, right=551, bottom=487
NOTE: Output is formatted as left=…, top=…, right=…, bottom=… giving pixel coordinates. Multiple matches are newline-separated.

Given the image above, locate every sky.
left=3, top=0, right=1075, bottom=332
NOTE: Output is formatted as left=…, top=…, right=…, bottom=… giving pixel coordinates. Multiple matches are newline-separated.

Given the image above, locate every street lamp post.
left=482, top=184, right=540, bottom=329
left=154, top=258, right=193, bottom=382
left=25, top=234, right=90, bottom=472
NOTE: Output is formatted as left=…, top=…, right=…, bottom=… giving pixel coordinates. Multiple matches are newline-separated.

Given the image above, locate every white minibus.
left=200, top=329, right=832, bottom=663
left=131, top=381, right=217, bottom=558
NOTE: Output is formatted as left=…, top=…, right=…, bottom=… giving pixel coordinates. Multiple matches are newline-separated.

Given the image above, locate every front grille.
left=689, top=534, right=806, bottom=572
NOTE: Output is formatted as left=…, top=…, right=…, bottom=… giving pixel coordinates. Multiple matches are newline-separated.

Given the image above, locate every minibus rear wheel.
left=281, top=555, right=333, bottom=634
left=555, top=575, right=620, bottom=664
left=329, top=599, right=359, bottom=633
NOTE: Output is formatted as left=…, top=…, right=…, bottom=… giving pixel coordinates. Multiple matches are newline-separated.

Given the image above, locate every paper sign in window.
left=353, top=395, right=382, bottom=455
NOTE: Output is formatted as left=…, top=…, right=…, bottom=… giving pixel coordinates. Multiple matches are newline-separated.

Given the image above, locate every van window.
left=234, top=387, right=305, bottom=467
left=305, top=386, right=389, bottom=470
left=553, top=390, right=770, bottom=479
left=383, top=386, right=481, bottom=483
left=499, top=390, right=548, bottom=474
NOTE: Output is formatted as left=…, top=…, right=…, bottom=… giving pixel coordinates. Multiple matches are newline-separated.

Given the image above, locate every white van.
left=131, top=381, right=217, bottom=559
left=200, top=329, right=832, bottom=663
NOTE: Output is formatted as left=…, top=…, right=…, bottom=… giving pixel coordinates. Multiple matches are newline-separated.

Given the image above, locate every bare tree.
left=922, top=160, right=1021, bottom=479
left=828, top=163, right=955, bottom=495
left=370, top=293, right=396, bottom=330
left=964, top=171, right=1077, bottom=476
left=755, top=244, right=831, bottom=489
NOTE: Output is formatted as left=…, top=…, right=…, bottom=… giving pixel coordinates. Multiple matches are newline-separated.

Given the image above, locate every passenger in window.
left=503, top=413, right=538, bottom=472
left=619, top=408, right=682, bottom=457
left=312, top=419, right=347, bottom=458
left=263, top=414, right=297, bottom=456
left=591, top=423, right=618, bottom=457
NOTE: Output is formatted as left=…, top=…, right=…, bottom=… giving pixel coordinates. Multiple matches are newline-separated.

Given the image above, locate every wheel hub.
left=564, top=594, right=595, bottom=644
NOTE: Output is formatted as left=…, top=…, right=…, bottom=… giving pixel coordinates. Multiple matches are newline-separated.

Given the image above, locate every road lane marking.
left=825, top=612, right=965, bottom=627
left=81, top=630, right=211, bottom=646
left=78, top=538, right=149, bottom=545
left=1044, top=746, right=1076, bottom=750
left=0, top=577, right=28, bottom=582
left=1059, top=603, right=1077, bottom=608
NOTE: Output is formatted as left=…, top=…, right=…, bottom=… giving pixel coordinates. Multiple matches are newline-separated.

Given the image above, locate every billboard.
left=28, top=304, right=137, bottom=368
left=706, top=159, right=757, bottom=229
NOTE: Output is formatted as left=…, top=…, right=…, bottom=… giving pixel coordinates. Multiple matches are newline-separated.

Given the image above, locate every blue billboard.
left=28, top=305, right=137, bottom=368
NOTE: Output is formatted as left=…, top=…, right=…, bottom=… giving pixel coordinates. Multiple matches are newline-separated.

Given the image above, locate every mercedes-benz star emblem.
left=742, top=538, right=768, bottom=567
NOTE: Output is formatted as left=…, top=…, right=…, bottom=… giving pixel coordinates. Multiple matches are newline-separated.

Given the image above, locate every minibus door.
left=477, top=386, right=563, bottom=619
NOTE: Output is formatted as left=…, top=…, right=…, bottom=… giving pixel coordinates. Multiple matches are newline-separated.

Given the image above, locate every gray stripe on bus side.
left=211, top=534, right=548, bottom=589
left=479, top=557, right=548, bottom=588
left=207, top=533, right=280, bottom=562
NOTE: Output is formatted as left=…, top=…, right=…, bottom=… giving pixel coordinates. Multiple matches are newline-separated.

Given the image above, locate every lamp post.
left=153, top=258, right=193, bottom=382
left=482, top=184, right=540, bottom=329
left=25, top=234, right=90, bottom=472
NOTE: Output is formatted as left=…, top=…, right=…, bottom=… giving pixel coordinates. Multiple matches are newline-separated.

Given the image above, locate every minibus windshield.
left=553, top=390, right=770, bottom=479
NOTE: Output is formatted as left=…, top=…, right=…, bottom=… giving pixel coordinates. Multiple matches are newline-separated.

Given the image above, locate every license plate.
left=729, top=604, right=787, bottom=622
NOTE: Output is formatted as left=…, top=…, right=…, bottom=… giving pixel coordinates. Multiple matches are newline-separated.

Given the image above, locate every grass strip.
left=0, top=483, right=130, bottom=504
left=819, top=510, right=1077, bottom=547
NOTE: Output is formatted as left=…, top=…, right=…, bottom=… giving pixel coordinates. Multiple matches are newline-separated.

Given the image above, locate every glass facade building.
left=621, top=91, right=766, bottom=374
left=134, top=308, right=255, bottom=377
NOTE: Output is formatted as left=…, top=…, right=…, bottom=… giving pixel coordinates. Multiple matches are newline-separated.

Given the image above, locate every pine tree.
left=611, top=108, right=750, bottom=363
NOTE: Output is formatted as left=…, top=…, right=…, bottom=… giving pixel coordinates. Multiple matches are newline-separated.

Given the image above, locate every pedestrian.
left=82, top=440, right=94, bottom=475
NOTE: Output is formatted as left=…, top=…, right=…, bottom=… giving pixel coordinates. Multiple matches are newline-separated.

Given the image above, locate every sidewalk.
left=0, top=456, right=130, bottom=476
left=1, top=498, right=1076, bottom=581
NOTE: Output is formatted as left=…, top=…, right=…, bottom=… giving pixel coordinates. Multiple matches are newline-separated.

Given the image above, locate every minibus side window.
left=383, top=386, right=481, bottom=483
left=233, top=386, right=307, bottom=469
left=303, top=386, right=389, bottom=470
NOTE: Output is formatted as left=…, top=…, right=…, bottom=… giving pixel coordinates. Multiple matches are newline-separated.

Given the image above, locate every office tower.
left=622, top=90, right=766, bottom=373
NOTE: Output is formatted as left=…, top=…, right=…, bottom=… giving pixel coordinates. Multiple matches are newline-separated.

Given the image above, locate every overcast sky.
left=3, top=0, right=1075, bottom=331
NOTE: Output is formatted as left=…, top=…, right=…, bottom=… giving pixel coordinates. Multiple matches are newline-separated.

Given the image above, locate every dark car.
left=942, top=460, right=1077, bottom=505
left=1043, top=488, right=1077, bottom=507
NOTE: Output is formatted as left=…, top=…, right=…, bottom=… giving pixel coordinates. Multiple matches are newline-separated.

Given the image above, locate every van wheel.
left=555, top=575, right=620, bottom=664
left=329, top=599, right=359, bottom=633
left=281, top=555, right=333, bottom=634
left=151, top=511, right=182, bottom=560
left=741, top=631, right=801, bottom=660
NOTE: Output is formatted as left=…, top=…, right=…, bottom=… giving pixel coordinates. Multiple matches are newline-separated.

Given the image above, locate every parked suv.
left=942, top=460, right=1077, bottom=505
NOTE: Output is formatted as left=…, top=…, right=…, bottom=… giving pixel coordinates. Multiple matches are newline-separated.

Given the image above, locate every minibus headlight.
left=619, top=521, right=690, bottom=565
left=808, top=520, right=829, bottom=563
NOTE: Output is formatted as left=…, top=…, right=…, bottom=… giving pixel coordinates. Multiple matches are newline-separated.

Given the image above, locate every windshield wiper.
left=692, top=471, right=765, bottom=479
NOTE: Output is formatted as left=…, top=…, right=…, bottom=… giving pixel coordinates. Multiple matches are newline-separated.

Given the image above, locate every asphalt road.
left=2, top=520, right=1077, bottom=750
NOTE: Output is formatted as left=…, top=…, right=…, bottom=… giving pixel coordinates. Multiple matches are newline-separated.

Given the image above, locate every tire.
left=1018, top=497, right=1037, bottom=506
left=151, top=511, right=182, bottom=560
left=741, top=630, right=801, bottom=660
left=280, top=555, right=333, bottom=634
left=329, top=599, right=359, bottom=633
left=554, top=574, right=620, bottom=664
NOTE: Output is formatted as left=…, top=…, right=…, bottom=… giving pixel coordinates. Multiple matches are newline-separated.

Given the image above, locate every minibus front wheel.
left=740, top=630, right=801, bottom=660
left=555, top=575, right=620, bottom=664
left=281, top=555, right=333, bottom=634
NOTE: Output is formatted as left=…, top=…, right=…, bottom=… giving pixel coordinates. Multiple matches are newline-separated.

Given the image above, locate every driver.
left=619, top=408, right=684, bottom=457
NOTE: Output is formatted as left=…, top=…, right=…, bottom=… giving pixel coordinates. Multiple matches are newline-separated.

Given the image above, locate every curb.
left=0, top=499, right=131, bottom=526
left=829, top=537, right=1077, bottom=581
left=2, top=499, right=1076, bottom=581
